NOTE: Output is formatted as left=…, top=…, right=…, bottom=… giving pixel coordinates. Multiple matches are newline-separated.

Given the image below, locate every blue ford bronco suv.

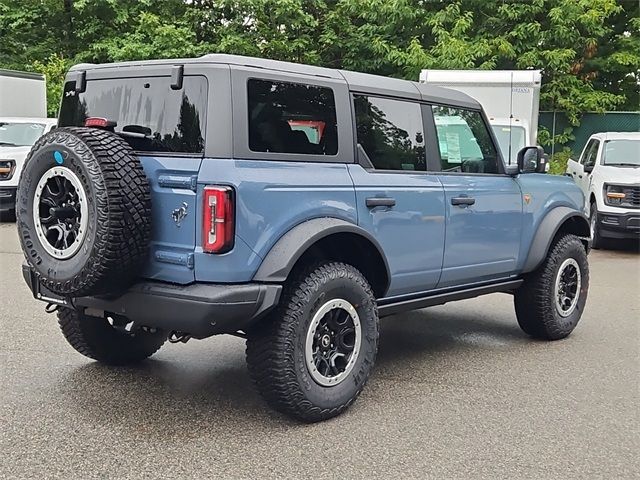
left=17, top=55, right=590, bottom=422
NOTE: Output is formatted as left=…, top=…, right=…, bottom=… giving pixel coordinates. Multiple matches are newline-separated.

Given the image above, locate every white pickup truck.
left=0, top=118, right=57, bottom=220
left=566, top=132, right=640, bottom=248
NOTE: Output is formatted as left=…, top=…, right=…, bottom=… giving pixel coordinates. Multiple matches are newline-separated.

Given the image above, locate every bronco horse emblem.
left=171, top=202, right=188, bottom=227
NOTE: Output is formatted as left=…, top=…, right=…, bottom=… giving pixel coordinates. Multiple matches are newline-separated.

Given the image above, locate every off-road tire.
left=246, top=262, right=379, bottom=422
left=16, top=127, right=151, bottom=297
left=58, top=307, right=166, bottom=365
left=590, top=201, right=604, bottom=249
left=514, top=234, right=589, bottom=340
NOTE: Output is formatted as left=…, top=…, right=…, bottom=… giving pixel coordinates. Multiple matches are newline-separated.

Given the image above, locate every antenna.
left=508, top=71, right=514, bottom=165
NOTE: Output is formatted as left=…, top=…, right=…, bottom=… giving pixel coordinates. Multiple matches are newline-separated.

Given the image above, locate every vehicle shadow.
left=376, top=306, right=526, bottom=369
left=54, top=304, right=527, bottom=434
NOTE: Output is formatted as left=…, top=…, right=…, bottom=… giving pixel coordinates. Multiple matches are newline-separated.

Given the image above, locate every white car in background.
left=566, top=132, right=640, bottom=248
left=0, top=118, right=57, bottom=220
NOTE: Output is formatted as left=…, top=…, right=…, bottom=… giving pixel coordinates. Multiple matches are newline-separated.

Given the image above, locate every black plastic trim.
left=522, top=207, right=590, bottom=273
left=596, top=211, right=640, bottom=238
left=253, top=217, right=391, bottom=294
left=0, top=187, right=17, bottom=211
left=378, top=279, right=523, bottom=317
left=170, top=65, right=184, bottom=90
left=22, top=264, right=281, bottom=339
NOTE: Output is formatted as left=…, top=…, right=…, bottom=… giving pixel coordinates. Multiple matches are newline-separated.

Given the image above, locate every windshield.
left=0, top=122, right=46, bottom=147
left=602, top=140, right=640, bottom=166
left=491, top=125, right=526, bottom=164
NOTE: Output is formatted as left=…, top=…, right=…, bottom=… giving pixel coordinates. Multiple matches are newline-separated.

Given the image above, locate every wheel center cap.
left=321, top=334, right=331, bottom=348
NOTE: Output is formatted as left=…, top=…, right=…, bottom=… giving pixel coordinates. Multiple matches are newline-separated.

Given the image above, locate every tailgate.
left=139, top=156, right=201, bottom=284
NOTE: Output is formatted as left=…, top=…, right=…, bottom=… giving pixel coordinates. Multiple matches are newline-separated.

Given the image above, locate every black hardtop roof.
left=68, top=54, right=480, bottom=109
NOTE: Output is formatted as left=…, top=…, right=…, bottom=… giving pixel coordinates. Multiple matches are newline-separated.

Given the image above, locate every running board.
left=377, top=279, right=523, bottom=317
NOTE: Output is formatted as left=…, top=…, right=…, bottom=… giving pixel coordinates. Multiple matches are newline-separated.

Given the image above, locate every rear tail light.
left=203, top=186, right=235, bottom=253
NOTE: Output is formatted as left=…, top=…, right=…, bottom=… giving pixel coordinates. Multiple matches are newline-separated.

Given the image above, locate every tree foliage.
left=1, top=0, right=638, bottom=129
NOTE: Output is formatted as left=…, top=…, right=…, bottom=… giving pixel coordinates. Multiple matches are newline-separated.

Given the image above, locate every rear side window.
left=58, top=76, right=207, bottom=154
left=432, top=106, right=500, bottom=174
left=247, top=79, right=338, bottom=155
left=353, top=95, right=426, bottom=171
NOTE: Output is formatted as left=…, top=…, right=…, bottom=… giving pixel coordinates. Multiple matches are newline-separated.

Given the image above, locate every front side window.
left=579, top=139, right=596, bottom=165
left=432, top=106, right=500, bottom=174
left=0, top=122, right=46, bottom=147
left=248, top=79, right=337, bottom=155
left=59, top=76, right=207, bottom=154
left=583, top=140, right=600, bottom=168
left=353, top=95, right=425, bottom=171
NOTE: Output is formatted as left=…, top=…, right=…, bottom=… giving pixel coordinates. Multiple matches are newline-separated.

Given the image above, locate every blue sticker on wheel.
left=53, top=151, right=64, bottom=165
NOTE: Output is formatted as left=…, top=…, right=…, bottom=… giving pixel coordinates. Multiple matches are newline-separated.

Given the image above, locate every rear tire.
left=246, top=262, right=379, bottom=422
left=57, top=307, right=166, bottom=365
left=514, top=234, right=589, bottom=340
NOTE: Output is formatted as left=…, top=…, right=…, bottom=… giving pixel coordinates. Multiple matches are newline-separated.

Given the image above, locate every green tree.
left=0, top=0, right=637, bottom=131
left=31, top=54, right=70, bottom=117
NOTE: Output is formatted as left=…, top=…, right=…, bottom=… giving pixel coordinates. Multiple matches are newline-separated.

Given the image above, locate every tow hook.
left=168, top=331, right=192, bottom=344
left=44, top=303, right=60, bottom=314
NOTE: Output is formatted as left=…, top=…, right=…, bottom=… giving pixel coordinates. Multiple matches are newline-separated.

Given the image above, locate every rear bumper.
left=596, top=211, right=640, bottom=239
left=22, top=265, right=282, bottom=338
left=0, top=187, right=16, bottom=212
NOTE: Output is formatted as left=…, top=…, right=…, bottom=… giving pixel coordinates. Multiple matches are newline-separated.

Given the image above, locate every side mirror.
left=584, top=163, right=594, bottom=174
left=517, top=146, right=546, bottom=174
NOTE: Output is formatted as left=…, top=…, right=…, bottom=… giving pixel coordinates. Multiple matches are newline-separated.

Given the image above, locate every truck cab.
left=566, top=132, right=640, bottom=247
left=0, top=117, right=57, bottom=220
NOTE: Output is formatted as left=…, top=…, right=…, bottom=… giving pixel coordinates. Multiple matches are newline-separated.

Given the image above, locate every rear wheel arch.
left=522, top=207, right=590, bottom=274
left=253, top=218, right=390, bottom=298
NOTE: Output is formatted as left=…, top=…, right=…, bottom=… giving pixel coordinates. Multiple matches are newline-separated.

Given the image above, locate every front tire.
left=590, top=201, right=604, bottom=249
left=514, top=234, right=589, bottom=340
left=58, top=307, right=166, bottom=365
left=246, top=262, right=379, bottom=422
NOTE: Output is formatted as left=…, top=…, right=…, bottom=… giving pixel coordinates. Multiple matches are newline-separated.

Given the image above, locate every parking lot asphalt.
left=1, top=221, right=638, bottom=479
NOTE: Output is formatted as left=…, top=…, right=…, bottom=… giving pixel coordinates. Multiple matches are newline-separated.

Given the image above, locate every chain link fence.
left=539, top=111, right=640, bottom=156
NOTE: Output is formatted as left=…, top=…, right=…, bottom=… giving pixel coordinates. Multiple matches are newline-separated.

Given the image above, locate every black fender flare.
left=253, top=217, right=391, bottom=290
left=522, top=207, right=590, bottom=273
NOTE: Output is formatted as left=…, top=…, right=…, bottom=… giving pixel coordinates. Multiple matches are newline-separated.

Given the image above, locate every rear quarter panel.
left=195, top=158, right=357, bottom=282
left=515, top=173, right=585, bottom=271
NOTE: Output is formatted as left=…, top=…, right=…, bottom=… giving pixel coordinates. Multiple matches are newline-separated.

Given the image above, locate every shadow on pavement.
left=376, top=306, right=527, bottom=368
left=51, top=303, right=528, bottom=434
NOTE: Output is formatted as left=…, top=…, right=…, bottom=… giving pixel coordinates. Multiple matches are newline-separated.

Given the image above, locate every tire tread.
left=246, top=262, right=378, bottom=422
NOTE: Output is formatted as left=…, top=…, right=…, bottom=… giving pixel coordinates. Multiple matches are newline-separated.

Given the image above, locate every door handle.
left=451, top=196, right=475, bottom=206
left=578, top=175, right=583, bottom=179
left=366, top=197, right=396, bottom=208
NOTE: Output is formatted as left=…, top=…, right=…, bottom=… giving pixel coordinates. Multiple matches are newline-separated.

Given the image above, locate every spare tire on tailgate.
left=16, top=127, right=151, bottom=297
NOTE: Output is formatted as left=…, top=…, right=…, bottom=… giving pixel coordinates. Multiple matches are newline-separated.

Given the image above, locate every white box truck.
left=419, top=69, right=541, bottom=164
left=0, top=69, right=47, bottom=118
